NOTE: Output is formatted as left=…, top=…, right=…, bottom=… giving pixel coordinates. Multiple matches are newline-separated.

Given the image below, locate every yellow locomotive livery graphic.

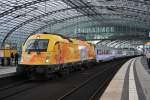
left=17, top=33, right=96, bottom=78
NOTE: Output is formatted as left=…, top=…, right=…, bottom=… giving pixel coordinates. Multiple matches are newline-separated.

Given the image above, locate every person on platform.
left=11, top=52, right=14, bottom=65
left=14, top=52, right=19, bottom=65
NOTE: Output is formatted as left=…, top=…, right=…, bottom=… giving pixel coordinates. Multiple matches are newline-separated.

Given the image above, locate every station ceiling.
left=0, top=0, right=149, bottom=47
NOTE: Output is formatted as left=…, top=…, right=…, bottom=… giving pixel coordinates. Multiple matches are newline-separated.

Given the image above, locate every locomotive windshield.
left=25, top=39, right=49, bottom=52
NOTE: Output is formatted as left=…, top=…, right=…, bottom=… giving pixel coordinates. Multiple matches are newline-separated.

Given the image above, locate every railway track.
left=0, top=58, right=130, bottom=100
left=0, top=80, right=28, bottom=91
left=0, top=78, right=44, bottom=100
left=57, top=58, right=124, bottom=100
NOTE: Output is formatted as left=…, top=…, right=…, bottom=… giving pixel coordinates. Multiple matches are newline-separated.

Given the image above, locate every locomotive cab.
left=17, top=34, right=57, bottom=78
left=20, top=35, right=52, bottom=65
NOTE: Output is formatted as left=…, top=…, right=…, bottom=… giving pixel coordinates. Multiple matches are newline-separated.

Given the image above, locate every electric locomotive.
left=17, top=33, right=95, bottom=79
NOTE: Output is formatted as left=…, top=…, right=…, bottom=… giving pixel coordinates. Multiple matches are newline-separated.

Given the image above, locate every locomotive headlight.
left=36, top=35, right=40, bottom=39
left=45, top=56, right=50, bottom=63
left=46, top=59, right=49, bottom=63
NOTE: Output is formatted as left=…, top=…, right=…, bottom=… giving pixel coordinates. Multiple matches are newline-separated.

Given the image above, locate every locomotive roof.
left=28, top=33, right=72, bottom=43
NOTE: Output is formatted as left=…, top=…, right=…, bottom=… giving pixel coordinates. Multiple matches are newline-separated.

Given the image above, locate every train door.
left=54, top=42, right=61, bottom=65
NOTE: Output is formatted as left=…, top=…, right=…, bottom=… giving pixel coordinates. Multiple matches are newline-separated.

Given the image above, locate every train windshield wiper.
left=34, top=40, right=41, bottom=54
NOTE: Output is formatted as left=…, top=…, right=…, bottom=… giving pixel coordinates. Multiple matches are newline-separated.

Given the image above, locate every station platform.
left=0, top=66, right=16, bottom=78
left=100, top=56, right=149, bottom=100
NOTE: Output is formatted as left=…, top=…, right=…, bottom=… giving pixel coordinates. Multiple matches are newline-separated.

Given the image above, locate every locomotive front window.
left=25, top=39, right=49, bottom=52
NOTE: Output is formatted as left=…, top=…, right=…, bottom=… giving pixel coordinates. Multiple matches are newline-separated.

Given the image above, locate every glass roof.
left=0, top=0, right=149, bottom=48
